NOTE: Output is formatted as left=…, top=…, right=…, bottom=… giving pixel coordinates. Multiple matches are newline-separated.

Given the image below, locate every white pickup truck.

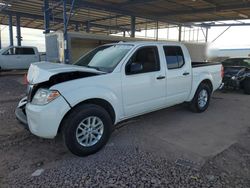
left=16, top=42, right=223, bottom=156
left=0, top=46, right=45, bottom=70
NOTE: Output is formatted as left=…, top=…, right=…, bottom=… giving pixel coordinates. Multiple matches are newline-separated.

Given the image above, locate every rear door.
left=163, top=45, right=192, bottom=105
left=15, top=47, right=39, bottom=69
left=122, top=45, right=167, bottom=117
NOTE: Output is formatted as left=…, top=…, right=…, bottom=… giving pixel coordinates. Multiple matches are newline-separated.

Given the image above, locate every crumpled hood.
left=27, top=62, right=103, bottom=84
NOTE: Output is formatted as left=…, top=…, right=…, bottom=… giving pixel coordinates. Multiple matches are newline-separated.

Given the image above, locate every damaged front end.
left=15, top=67, right=103, bottom=127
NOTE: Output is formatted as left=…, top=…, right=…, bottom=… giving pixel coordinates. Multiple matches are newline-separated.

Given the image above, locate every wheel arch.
left=58, top=98, right=116, bottom=133
left=200, top=79, right=213, bottom=92
left=187, top=77, right=214, bottom=102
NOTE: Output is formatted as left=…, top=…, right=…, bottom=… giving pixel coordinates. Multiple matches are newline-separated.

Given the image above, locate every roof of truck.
left=111, top=41, right=185, bottom=46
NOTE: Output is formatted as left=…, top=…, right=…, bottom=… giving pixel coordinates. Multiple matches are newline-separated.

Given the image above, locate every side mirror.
left=128, top=63, right=143, bottom=74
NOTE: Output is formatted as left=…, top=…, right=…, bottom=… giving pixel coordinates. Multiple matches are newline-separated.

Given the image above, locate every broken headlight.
left=32, top=88, right=60, bottom=105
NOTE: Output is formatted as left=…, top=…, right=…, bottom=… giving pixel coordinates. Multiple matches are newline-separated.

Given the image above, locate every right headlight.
left=32, top=88, right=60, bottom=105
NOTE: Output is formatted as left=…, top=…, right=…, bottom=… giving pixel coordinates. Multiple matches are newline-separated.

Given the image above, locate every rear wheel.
left=62, top=104, right=113, bottom=156
left=190, top=83, right=212, bottom=113
left=243, top=78, right=250, bottom=95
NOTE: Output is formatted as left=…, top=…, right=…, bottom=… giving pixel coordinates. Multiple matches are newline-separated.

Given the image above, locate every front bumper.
left=16, top=96, right=71, bottom=139
left=15, top=97, right=28, bottom=128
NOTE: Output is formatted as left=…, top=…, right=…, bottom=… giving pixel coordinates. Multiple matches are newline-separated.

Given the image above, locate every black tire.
left=190, top=83, right=212, bottom=113
left=62, top=104, right=113, bottom=156
left=243, top=78, right=250, bottom=95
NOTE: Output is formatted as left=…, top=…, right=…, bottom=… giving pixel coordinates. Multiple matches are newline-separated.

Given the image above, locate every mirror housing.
left=127, top=63, right=143, bottom=74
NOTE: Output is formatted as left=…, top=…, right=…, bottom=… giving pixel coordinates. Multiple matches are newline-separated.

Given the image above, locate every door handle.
left=156, top=76, right=166, bottom=80
left=183, top=72, right=190, bottom=76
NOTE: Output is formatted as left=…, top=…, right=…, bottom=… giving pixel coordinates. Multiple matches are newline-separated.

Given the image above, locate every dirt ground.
left=0, top=72, right=250, bottom=187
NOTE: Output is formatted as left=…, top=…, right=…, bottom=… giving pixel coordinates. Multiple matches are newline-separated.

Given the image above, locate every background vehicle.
left=222, top=58, right=250, bottom=94
left=15, top=42, right=222, bottom=156
left=0, top=46, right=45, bottom=71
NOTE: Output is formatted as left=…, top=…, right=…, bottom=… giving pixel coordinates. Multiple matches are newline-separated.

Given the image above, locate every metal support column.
left=0, top=27, right=2, bottom=49
left=156, top=21, right=159, bottom=40
left=63, top=0, right=69, bottom=64
left=86, top=21, right=90, bottom=33
left=130, top=16, right=135, bottom=38
left=75, top=23, right=79, bottom=32
left=178, top=25, right=182, bottom=42
left=205, top=27, right=209, bottom=42
left=8, top=14, right=13, bottom=46
left=43, top=0, right=50, bottom=34
left=16, top=15, right=22, bottom=46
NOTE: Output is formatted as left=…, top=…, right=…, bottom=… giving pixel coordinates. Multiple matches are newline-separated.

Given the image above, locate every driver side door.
left=121, top=45, right=166, bottom=117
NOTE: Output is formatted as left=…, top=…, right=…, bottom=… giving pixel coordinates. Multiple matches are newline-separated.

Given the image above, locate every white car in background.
left=16, top=41, right=223, bottom=156
left=0, top=46, right=45, bottom=71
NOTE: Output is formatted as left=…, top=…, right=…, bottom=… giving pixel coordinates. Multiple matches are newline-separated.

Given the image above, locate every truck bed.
left=192, top=62, right=221, bottom=68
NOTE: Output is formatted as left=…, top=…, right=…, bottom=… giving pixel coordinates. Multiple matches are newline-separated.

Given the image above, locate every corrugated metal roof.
left=0, top=0, right=250, bottom=33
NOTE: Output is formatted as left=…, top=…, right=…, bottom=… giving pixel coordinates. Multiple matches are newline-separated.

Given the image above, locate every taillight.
left=23, top=74, right=28, bottom=85
left=221, top=66, right=224, bottom=78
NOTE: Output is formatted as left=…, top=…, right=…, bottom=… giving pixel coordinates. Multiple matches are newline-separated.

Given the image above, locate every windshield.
left=222, top=58, right=250, bottom=68
left=74, top=44, right=133, bottom=72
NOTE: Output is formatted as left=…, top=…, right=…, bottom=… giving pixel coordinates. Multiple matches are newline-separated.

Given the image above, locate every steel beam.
left=16, top=15, right=22, bottom=46
left=0, top=28, right=2, bottom=49
left=8, top=14, right=13, bottom=47
left=43, top=0, right=50, bottom=34
left=89, top=14, right=125, bottom=24
left=72, top=1, right=182, bottom=26
left=205, top=27, right=208, bottom=42
left=63, top=0, right=69, bottom=64
left=75, top=23, right=79, bottom=31
left=156, top=2, right=250, bottom=17
left=211, top=26, right=231, bottom=43
left=178, top=25, right=182, bottom=42
left=197, top=23, right=250, bottom=27
left=130, top=16, right=135, bottom=38
left=86, top=21, right=90, bottom=33
left=156, top=21, right=159, bottom=40
left=1, top=10, right=130, bottom=32
left=120, top=0, right=154, bottom=6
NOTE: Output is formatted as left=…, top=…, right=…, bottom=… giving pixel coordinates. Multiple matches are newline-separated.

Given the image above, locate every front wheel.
left=62, top=104, right=113, bottom=156
left=190, top=83, right=212, bottom=113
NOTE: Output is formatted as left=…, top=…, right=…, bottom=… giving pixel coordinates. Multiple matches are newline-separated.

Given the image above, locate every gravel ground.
left=2, top=140, right=250, bottom=188
left=0, top=73, right=250, bottom=188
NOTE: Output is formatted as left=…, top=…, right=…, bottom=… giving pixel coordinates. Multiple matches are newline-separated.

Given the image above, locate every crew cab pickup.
left=0, top=46, right=45, bottom=70
left=15, top=42, right=223, bottom=156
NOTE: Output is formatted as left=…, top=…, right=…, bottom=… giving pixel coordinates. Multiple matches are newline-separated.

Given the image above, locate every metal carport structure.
left=1, top=0, right=250, bottom=63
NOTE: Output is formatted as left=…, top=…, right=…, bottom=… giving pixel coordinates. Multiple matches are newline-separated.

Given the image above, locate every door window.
left=163, top=46, right=185, bottom=69
left=3, top=47, right=35, bottom=55
left=16, top=48, right=35, bottom=55
left=126, top=46, right=160, bottom=75
left=3, top=48, right=16, bottom=55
